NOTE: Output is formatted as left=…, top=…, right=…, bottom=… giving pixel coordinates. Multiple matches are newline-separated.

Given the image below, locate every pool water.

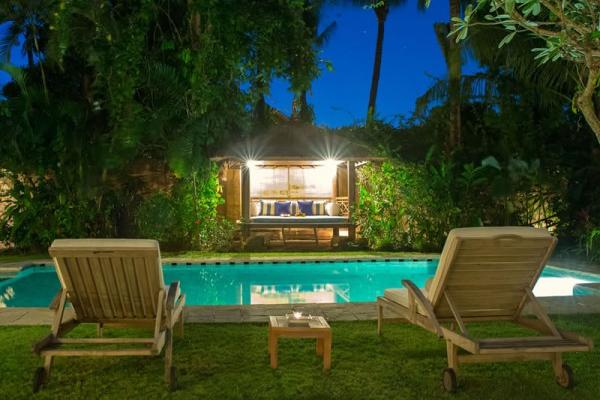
left=1, top=260, right=599, bottom=307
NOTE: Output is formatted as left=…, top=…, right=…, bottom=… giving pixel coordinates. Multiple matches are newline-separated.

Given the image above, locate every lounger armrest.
left=49, top=289, right=64, bottom=310
left=401, top=280, right=443, bottom=337
left=166, top=281, right=181, bottom=311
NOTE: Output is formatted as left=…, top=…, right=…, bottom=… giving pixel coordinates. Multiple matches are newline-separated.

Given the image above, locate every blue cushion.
left=297, top=200, right=313, bottom=215
left=275, top=201, right=291, bottom=216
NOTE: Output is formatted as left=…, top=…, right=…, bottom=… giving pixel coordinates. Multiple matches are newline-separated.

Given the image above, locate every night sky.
left=0, top=1, right=480, bottom=127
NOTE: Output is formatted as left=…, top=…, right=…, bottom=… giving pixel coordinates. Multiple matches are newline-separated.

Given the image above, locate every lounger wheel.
left=556, top=363, right=574, bottom=389
left=442, top=368, right=457, bottom=393
left=32, top=367, right=46, bottom=393
left=168, top=366, right=177, bottom=392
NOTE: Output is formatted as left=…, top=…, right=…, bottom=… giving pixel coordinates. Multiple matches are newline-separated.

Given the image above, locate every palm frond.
left=0, top=27, right=20, bottom=62
left=0, top=62, right=28, bottom=96
left=433, top=22, right=450, bottom=66
left=315, top=21, right=337, bottom=47
left=415, top=78, right=448, bottom=115
left=416, top=0, right=429, bottom=12
left=466, top=24, right=576, bottom=95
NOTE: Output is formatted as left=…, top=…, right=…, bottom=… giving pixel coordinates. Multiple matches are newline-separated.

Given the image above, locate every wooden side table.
left=268, top=316, right=332, bottom=370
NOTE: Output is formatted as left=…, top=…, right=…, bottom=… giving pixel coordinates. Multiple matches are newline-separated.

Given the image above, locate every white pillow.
left=325, top=202, right=339, bottom=216
left=253, top=201, right=262, bottom=216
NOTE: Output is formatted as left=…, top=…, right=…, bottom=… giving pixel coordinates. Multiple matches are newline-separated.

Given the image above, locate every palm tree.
left=415, top=22, right=576, bottom=128
left=417, top=0, right=464, bottom=151
left=447, top=0, right=462, bottom=150
left=365, top=0, right=407, bottom=120
left=364, top=0, right=445, bottom=121
left=0, top=1, right=50, bottom=99
left=290, top=0, right=337, bottom=123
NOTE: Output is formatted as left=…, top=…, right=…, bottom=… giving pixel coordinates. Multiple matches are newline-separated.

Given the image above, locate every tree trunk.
left=188, top=0, right=201, bottom=49
left=26, top=48, right=34, bottom=69
left=577, top=64, right=600, bottom=144
left=367, top=3, right=389, bottom=120
left=292, top=90, right=312, bottom=123
left=447, top=0, right=462, bottom=151
left=253, top=79, right=269, bottom=129
left=25, top=25, right=35, bottom=69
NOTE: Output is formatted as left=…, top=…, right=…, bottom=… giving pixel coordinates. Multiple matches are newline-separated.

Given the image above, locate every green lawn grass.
left=0, top=253, right=48, bottom=264
left=1, top=316, right=599, bottom=399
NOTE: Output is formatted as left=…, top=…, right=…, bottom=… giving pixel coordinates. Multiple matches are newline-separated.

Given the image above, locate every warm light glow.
left=246, top=159, right=259, bottom=169
left=321, top=158, right=341, bottom=178
left=321, top=158, right=342, bottom=169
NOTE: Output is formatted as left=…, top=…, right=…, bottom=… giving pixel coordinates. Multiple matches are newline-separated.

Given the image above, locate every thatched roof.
left=212, top=124, right=381, bottom=161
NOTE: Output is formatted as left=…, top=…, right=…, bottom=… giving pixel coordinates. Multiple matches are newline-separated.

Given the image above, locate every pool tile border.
left=2, top=297, right=600, bottom=326
left=162, top=257, right=437, bottom=267
left=0, top=256, right=440, bottom=276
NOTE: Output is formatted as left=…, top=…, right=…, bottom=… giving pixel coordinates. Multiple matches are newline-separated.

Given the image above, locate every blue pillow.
left=297, top=200, right=313, bottom=215
left=275, top=201, right=291, bottom=216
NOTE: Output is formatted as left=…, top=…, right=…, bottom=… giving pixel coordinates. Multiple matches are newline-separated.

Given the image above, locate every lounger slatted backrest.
left=427, top=227, right=557, bottom=320
left=48, top=239, right=165, bottom=322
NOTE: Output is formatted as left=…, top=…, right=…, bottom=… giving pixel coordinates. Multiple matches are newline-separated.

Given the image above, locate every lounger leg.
left=446, top=341, right=459, bottom=373
left=177, top=311, right=184, bottom=337
left=316, top=338, right=324, bottom=356
left=165, top=329, right=173, bottom=383
left=97, top=323, right=103, bottom=338
left=552, top=353, right=562, bottom=377
left=377, top=300, right=384, bottom=336
left=323, top=333, right=332, bottom=371
left=43, top=355, right=53, bottom=382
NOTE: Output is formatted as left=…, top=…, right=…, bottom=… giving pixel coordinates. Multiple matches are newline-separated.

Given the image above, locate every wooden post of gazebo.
left=347, top=160, right=356, bottom=240
left=241, top=164, right=250, bottom=241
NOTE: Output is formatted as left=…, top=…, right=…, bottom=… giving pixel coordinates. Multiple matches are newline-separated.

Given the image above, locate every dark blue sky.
left=269, top=1, right=479, bottom=127
left=1, top=1, right=479, bottom=127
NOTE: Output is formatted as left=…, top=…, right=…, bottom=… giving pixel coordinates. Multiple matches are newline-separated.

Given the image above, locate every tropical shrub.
left=356, top=159, right=481, bottom=251
left=584, top=229, right=600, bottom=263
left=0, top=173, right=121, bottom=251
left=355, top=154, right=559, bottom=252
left=134, top=192, right=180, bottom=246
left=134, top=165, right=234, bottom=251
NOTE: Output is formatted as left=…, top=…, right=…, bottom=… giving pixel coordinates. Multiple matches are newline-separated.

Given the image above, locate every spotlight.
left=321, top=158, right=341, bottom=176
left=246, top=159, right=259, bottom=169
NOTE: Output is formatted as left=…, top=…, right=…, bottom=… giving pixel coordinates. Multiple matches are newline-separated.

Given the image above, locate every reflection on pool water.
left=1, top=260, right=599, bottom=307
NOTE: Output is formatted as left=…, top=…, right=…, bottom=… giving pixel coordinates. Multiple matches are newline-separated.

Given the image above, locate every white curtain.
left=250, top=166, right=333, bottom=198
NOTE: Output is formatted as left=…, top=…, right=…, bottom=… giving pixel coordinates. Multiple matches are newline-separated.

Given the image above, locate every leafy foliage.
left=356, top=155, right=559, bottom=251
left=583, top=228, right=600, bottom=263
left=451, top=0, right=600, bottom=143
left=134, top=166, right=234, bottom=251
left=0, top=1, right=329, bottom=251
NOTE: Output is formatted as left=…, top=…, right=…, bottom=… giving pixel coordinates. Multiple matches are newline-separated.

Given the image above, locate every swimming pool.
left=1, top=260, right=599, bottom=307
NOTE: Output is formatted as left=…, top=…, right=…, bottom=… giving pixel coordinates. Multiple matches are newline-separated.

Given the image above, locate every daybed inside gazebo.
left=212, top=124, right=381, bottom=246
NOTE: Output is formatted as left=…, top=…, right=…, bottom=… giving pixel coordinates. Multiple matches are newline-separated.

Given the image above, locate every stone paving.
left=1, top=296, right=599, bottom=326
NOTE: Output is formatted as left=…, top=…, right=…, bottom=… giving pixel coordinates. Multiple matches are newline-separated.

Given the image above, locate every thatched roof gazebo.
left=212, top=124, right=382, bottom=245
left=213, top=124, right=376, bottom=162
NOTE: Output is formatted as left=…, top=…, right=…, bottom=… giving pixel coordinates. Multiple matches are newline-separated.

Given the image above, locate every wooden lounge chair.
left=32, top=239, right=186, bottom=392
left=377, top=227, right=593, bottom=392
